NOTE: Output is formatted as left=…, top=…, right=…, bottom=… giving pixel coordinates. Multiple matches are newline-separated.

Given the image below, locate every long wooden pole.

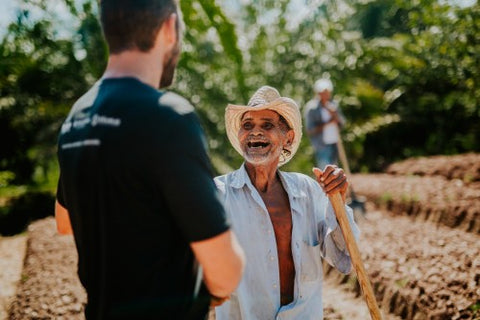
left=328, top=192, right=382, bottom=320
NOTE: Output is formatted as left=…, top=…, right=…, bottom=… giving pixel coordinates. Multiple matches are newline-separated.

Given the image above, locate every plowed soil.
left=2, top=153, right=480, bottom=319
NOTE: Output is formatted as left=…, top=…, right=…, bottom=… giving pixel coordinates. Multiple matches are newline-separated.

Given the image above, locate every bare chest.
left=259, top=187, right=295, bottom=305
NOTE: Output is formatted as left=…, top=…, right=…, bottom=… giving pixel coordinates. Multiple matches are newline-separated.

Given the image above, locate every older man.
left=214, top=86, right=359, bottom=319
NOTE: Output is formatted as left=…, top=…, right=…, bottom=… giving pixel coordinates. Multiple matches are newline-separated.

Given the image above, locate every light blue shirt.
left=214, top=164, right=360, bottom=320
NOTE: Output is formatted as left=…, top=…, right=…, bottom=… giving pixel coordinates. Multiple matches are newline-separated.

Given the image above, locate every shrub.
left=0, top=191, right=55, bottom=236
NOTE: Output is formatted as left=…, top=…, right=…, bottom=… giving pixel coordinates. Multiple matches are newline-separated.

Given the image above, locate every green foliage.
left=1, top=0, right=479, bottom=192
left=0, top=171, right=15, bottom=188
left=0, top=191, right=55, bottom=236
left=0, top=0, right=104, bottom=186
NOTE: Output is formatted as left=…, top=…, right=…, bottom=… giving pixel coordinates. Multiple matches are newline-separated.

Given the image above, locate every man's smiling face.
left=238, top=109, right=293, bottom=166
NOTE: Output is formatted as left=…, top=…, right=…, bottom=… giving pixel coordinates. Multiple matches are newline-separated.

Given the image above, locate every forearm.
left=55, top=200, right=73, bottom=235
left=323, top=203, right=360, bottom=273
left=191, top=230, right=246, bottom=298
left=307, top=123, right=324, bottom=136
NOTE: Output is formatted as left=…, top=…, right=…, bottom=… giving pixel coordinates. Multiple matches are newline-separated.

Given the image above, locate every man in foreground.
left=214, top=86, right=359, bottom=319
left=55, top=1, right=245, bottom=319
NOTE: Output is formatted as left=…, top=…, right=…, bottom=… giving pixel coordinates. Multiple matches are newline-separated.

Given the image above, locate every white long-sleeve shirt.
left=214, top=164, right=360, bottom=320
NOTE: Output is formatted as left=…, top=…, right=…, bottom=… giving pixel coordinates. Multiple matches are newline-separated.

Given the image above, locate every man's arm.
left=305, top=106, right=323, bottom=137
left=313, top=166, right=359, bottom=273
left=325, top=101, right=346, bottom=127
left=190, top=229, right=245, bottom=301
left=155, top=109, right=246, bottom=303
left=55, top=200, right=73, bottom=235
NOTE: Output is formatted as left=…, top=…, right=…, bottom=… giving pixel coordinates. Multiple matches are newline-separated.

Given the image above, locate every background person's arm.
left=55, top=200, right=73, bottom=235
left=190, top=229, right=245, bottom=300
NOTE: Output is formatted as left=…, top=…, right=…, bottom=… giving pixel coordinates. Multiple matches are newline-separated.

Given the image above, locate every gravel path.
left=7, top=218, right=86, bottom=320
left=0, top=235, right=27, bottom=320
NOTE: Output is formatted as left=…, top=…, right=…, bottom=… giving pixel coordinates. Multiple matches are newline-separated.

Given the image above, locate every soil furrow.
left=350, top=174, right=480, bottom=234
left=324, top=207, right=480, bottom=319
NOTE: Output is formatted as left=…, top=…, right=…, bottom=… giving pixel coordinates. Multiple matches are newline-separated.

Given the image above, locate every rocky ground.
left=0, top=235, right=26, bottom=320
left=2, top=153, right=480, bottom=319
left=6, top=219, right=86, bottom=320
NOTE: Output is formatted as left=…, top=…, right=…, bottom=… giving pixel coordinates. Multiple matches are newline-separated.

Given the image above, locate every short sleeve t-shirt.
left=57, top=77, right=229, bottom=320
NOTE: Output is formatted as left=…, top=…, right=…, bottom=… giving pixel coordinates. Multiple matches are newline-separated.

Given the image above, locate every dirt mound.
left=386, top=153, right=480, bottom=183
left=350, top=173, right=480, bottom=234
left=325, top=208, right=480, bottom=320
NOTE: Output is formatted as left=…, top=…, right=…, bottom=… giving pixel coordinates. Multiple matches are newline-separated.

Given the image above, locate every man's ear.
left=285, top=130, right=294, bottom=146
left=161, top=13, right=178, bottom=47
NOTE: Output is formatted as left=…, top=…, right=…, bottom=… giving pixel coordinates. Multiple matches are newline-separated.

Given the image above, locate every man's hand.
left=210, top=294, right=230, bottom=307
left=313, top=165, right=348, bottom=202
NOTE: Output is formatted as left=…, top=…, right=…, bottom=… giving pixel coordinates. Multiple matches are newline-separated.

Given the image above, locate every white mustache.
left=246, top=135, right=269, bottom=143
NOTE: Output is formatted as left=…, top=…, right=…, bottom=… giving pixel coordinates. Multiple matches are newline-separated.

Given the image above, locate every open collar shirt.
left=214, top=164, right=360, bottom=320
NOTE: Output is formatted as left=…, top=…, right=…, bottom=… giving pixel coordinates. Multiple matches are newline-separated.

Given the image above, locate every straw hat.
left=225, top=86, right=302, bottom=166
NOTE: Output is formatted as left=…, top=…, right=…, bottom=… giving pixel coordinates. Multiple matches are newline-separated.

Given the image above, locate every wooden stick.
left=328, top=192, right=382, bottom=320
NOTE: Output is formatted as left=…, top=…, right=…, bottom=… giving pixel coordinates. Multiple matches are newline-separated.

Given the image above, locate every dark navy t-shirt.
left=57, top=78, right=229, bottom=320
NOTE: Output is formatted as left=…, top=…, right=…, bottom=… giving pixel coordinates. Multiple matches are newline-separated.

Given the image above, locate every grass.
left=379, top=192, right=392, bottom=205
left=470, top=302, right=480, bottom=312
left=394, top=278, right=409, bottom=288
left=21, top=273, right=29, bottom=283
left=463, top=173, right=474, bottom=184
left=400, top=193, right=420, bottom=203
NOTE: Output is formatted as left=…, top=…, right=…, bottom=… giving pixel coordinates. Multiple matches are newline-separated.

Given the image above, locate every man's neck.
left=245, top=163, right=280, bottom=194
left=102, top=50, right=163, bottom=88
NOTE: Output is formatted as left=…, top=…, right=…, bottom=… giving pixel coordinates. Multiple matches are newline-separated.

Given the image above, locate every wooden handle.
left=328, top=192, right=382, bottom=320
left=334, top=124, right=351, bottom=177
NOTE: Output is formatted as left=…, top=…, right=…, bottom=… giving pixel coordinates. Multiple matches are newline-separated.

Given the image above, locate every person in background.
left=54, top=1, right=245, bottom=319
left=304, top=78, right=346, bottom=169
left=214, top=86, right=359, bottom=319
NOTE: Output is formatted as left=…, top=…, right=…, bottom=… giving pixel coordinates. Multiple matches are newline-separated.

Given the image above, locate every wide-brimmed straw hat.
left=225, top=86, right=302, bottom=166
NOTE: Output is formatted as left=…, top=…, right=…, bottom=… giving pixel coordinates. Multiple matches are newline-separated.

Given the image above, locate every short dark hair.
left=100, top=0, right=178, bottom=54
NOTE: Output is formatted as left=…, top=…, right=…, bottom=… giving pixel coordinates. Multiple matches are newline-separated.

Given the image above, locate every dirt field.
left=2, top=153, right=480, bottom=319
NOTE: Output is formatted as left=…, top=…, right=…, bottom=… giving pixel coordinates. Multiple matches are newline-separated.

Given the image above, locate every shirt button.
left=270, top=256, right=275, bottom=261
left=273, top=284, right=277, bottom=288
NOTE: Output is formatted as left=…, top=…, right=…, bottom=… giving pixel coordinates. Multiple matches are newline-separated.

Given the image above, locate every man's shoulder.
left=158, top=91, right=195, bottom=116
left=303, top=99, right=319, bottom=115
left=214, top=168, right=245, bottom=192
left=67, top=81, right=101, bottom=120
left=305, top=99, right=318, bottom=108
left=329, top=100, right=340, bottom=111
left=214, top=171, right=235, bottom=186
left=281, top=171, right=314, bottom=183
left=280, top=171, right=320, bottom=192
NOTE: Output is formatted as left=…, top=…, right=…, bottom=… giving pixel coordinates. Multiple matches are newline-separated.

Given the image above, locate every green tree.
left=0, top=0, right=105, bottom=187
left=2, top=0, right=479, bottom=190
